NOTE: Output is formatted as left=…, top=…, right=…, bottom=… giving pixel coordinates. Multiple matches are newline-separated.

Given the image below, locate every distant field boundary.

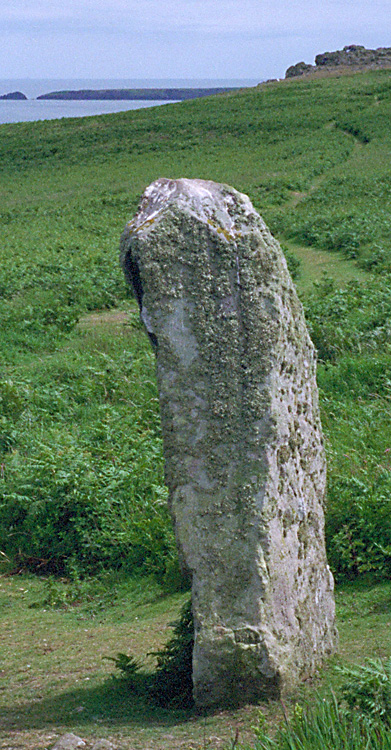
left=37, top=87, right=243, bottom=101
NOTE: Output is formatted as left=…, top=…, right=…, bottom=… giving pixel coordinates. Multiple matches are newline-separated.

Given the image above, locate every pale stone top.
left=124, top=177, right=268, bottom=241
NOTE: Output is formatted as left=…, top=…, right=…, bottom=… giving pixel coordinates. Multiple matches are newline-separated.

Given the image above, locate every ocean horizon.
left=0, top=78, right=260, bottom=124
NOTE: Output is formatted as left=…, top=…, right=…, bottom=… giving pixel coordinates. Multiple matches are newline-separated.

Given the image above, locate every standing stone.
left=120, top=178, right=337, bottom=709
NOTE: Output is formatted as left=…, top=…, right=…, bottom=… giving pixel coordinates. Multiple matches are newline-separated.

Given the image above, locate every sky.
left=1, top=0, right=391, bottom=81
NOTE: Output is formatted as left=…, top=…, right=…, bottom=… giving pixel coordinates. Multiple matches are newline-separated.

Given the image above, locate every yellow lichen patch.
left=206, top=218, right=236, bottom=242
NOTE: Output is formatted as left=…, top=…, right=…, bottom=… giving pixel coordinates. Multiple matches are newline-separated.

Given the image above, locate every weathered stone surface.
left=52, top=733, right=86, bottom=749
left=120, top=178, right=337, bottom=709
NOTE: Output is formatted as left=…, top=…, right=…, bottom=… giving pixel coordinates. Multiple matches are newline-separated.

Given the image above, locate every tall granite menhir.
left=120, top=178, right=337, bottom=709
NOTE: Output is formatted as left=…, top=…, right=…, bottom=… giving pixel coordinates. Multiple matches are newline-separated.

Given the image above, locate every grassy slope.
left=1, top=69, right=390, bottom=576
left=3, top=69, right=389, bottom=331
left=1, top=69, right=389, bottom=351
left=1, top=69, right=391, bottom=747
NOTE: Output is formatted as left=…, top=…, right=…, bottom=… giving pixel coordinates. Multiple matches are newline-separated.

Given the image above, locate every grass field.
left=1, top=68, right=391, bottom=747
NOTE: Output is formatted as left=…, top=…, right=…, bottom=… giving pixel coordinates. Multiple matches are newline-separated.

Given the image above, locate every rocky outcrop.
left=286, top=44, right=391, bottom=78
left=0, top=91, right=27, bottom=100
left=285, top=62, right=314, bottom=78
left=315, top=44, right=391, bottom=68
left=120, top=178, right=337, bottom=709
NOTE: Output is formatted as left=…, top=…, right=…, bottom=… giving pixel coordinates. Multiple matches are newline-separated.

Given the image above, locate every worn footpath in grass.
left=284, top=240, right=368, bottom=293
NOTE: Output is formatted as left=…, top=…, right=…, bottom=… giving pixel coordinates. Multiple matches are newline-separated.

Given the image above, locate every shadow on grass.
left=0, top=679, right=195, bottom=733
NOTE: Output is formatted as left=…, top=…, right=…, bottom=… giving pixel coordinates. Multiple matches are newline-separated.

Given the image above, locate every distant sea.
left=0, top=78, right=260, bottom=124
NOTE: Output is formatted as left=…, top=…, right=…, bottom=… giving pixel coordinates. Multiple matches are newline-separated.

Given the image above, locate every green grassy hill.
left=1, top=65, right=391, bottom=749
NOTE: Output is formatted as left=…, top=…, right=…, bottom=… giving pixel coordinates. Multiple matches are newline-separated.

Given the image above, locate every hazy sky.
left=2, top=0, right=391, bottom=80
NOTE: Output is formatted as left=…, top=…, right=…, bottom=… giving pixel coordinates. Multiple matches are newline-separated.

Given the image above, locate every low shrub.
left=337, top=658, right=391, bottom=726
left=0, top=435, right=174, bottom=576
left=304, top=275, right=391, bottom=362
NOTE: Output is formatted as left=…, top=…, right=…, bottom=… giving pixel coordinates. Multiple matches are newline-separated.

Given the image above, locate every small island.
left=37, top=87, right=239, bottom=101
left=0, top=91, right=27, bottom=100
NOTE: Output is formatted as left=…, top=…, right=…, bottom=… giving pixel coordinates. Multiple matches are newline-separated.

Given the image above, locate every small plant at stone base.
left=104, top=653, right=147, bottom=695
left=106, top=597, right=194, bottom=708
left=336, top=657, right=391, bottom=726
left=150, top=597, right=194, bottom=708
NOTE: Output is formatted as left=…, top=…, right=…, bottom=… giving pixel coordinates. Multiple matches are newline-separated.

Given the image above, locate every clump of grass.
left=252, top=693, right=391, bottom=749
left=250, top=654, right=391, bottom=748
